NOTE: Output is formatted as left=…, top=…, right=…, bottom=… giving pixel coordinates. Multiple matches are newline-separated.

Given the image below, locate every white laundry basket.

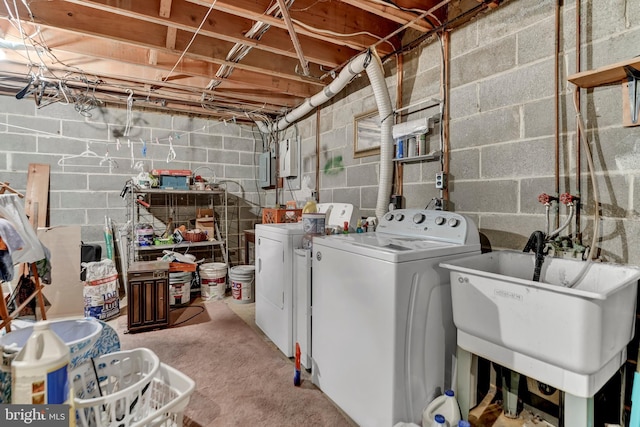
left=72, top=347, right=195, bottom=427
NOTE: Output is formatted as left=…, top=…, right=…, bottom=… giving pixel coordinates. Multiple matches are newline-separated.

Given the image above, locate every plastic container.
left=169, top=271, right=191, bottom=306
left=456, top=421, right=471, bottom=427
left=229, top=265, right=255, bottom=304
left=11, top=321, right=72, bottom=405
left=200, top=262, right=227, bottom=300
left=72, top=348, right=160, bottom=427
left=423, top=390, right=461, bottom=427
left=302, top=198, right=317, bottom=214
left=433, top=414, right=448, bottom=427
left=135, top=223, right=154, bottom=246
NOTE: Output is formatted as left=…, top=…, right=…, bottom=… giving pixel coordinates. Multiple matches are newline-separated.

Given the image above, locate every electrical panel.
left=259, top=150, right=276, bottom=188
left=279, top=138, right=298, bottom=178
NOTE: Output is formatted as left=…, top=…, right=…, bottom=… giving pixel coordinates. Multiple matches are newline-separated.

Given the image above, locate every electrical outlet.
left=435, top=172, right=446, bottom=189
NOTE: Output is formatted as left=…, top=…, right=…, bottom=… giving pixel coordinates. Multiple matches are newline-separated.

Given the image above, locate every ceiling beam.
left=341, top=0, right=434, bottom=32
left=159, top=0, right=172, bottom=18
left=19, top=1, right=329, bottom=84
left=62, top=0, right=362, bottom=68
left=186, top=0, right=400, bottom=54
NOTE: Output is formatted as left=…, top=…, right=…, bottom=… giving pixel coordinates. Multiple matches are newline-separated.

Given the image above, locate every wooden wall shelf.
left=568, top=57, right=640, bottom=88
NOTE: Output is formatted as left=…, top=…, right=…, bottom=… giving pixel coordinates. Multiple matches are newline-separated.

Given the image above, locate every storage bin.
left=262, top=208, right=302, bottom=224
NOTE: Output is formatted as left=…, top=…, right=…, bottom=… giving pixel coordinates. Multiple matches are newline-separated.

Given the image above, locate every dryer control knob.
left=384, top=213, right=394, bottom=221
left=435, top=216, right=445, bottom=225
left=448, top=217, right=459, bottom=227
left=413, top=213, right=426, bottom=224
left=395, top=213, right=405, bottom=221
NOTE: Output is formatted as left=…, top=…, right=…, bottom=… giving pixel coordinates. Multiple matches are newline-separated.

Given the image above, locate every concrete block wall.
left=295, top=0, right=640, bottom=265
left=0, top=97, right=263, bottom=264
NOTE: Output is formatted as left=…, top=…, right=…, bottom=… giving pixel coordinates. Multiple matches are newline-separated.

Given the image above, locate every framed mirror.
left=353, top=110, right=381, bottom=158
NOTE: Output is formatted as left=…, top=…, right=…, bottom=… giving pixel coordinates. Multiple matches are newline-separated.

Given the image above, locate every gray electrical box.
left=259, top=151, right=276, bottom=188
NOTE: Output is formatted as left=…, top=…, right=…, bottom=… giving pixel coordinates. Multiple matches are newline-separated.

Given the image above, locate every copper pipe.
left=442, top=30, right=450, bottom=204
left=316, top=107, right=321, bottom=200
left=574, top=0, right=582, bottom=240
left=554, top=0, right=560, bottom=229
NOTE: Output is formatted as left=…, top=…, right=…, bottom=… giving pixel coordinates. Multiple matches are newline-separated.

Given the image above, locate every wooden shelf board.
left=568, top=57, right=640, bottom=88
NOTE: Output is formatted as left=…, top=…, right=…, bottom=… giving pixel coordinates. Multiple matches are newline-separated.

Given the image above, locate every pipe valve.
left=559, top=193, right=576, bottom=205
left=537, top=193, right=558, bottom=205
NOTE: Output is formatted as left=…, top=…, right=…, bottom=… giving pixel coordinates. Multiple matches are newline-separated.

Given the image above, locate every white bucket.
left=169, top=281, right=191, bottom=306
left=200, top=262, right=227, bottom=301
left=229, top=265, right=255, bottom=304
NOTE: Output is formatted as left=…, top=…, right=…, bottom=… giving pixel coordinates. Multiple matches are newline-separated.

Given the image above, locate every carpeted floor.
left=111, top=299, right=355, bottom=426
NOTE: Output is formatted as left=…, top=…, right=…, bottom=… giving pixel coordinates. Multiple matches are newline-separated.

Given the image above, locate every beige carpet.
left=113, top=300, right=355, bottom=427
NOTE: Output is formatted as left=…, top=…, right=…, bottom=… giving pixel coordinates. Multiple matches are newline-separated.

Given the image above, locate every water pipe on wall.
left=256, top=49, right=394, bottom=220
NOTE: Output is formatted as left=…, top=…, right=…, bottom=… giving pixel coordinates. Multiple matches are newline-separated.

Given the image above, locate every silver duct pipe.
left=256, top=49, right=394, bottom=220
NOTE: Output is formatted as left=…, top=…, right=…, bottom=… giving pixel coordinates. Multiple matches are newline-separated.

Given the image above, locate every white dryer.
left=255, top=203, right=358, bottom=359
left=311, top=209, right=480, bottom=427
left=255, top=222, right=305, bottom=357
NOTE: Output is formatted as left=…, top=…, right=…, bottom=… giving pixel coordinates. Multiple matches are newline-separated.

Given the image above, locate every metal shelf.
left=136, top=240, right=226, bottom=251
left=127, top=185, right=229, bottom=265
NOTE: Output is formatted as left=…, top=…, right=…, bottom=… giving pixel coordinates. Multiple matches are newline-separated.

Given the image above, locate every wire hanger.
left=166, top=136, right=176, bottom=163
left=58, top=143, right=110, bottom=167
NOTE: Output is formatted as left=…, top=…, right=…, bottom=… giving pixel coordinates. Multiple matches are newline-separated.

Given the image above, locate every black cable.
left=523, top=231, right=547, bottom=282
left=381, top=2, right=488, bottom=62
left=170, top=304, right=206, bottom=327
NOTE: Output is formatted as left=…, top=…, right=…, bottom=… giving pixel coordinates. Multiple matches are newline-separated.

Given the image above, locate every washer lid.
left=312, top=232, right=479, bottom=263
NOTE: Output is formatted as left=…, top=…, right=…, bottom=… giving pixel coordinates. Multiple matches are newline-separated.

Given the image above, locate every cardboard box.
left=262, top=208, right=302, bottom=224
left=195, top=208, right=215, bottom=238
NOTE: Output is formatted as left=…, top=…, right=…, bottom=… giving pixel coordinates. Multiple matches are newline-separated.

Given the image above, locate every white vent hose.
left=256, top=49, right=394, bottom=221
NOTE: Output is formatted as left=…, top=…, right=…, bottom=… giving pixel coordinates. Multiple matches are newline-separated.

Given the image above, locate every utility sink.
left=440, top=250, right=640, bottom=397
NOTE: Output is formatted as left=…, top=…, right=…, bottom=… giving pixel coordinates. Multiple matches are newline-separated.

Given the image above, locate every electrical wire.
left=290, top=18, right=396, bottom=52
left=169, top=304, right=206, bottom=327
left=163, top=0, right=218, bottom=83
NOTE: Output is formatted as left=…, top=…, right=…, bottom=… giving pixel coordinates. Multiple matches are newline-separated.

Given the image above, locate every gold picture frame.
left=353, top=110, right=381, bottom=158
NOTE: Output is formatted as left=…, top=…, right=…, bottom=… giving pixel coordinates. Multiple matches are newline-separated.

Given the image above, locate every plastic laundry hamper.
left=71, top=347, right=196, bottom=427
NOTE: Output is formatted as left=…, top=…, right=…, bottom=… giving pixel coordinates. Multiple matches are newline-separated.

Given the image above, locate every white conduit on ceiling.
left=256, top=49, right=394, bottom=220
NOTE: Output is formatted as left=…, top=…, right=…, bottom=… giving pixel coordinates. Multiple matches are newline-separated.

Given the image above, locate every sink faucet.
left=526, top=193, right=578, bottom=281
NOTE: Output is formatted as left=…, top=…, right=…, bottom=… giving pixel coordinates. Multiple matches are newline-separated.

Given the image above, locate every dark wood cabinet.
left=127, top=261, right=170, bottom=333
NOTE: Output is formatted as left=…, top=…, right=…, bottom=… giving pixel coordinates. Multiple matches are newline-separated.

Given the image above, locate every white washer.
left=311, top=209, right=480, bottom=427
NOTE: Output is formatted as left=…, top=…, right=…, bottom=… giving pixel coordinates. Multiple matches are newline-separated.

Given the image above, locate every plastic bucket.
left=200, top=262, right=227, bottom=301
left=169, top=271, right=192, bottom=306
left=229, top=265, right=255, bottom=304
left=135, top=223, right=154, bottom=246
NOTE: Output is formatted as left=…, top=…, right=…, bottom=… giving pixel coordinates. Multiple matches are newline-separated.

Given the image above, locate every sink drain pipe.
left=256, top=49, right=394, bottom=221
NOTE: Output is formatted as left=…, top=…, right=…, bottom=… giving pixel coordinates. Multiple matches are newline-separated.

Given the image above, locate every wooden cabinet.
left=127, top=261, right=170, bottom=333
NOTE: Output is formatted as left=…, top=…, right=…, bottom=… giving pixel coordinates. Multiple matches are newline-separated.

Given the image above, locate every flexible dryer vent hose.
left=256, top=49, right=394, bottom=221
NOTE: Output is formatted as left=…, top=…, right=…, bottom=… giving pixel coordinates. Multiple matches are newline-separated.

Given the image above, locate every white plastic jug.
left=422, top=389, right=462, bottom=427
left=11, top=320, right=72, bottom=406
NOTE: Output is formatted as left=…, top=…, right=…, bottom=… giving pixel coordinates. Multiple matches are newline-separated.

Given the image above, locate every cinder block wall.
left=298, top=0, right=640, bottom=265
left=0, top=99, right=263, bottom=264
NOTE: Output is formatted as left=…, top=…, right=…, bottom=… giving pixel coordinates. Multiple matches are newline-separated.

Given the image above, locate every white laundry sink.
left=440, top=250, right=640, bottom=397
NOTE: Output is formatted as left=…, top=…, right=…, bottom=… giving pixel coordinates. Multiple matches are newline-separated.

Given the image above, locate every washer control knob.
left=385, top=213, right=394, bottom=221
left=395, top=213, right=404, bottom=221
left=413, top=213, right=426, bottom=224
left=448, top=217, right=459, bottom=227
left=435, top=216, right=445, bottom=225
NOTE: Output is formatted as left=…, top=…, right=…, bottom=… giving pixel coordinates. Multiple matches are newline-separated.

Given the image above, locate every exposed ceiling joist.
left=0, top=0, right=498, bottom=122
